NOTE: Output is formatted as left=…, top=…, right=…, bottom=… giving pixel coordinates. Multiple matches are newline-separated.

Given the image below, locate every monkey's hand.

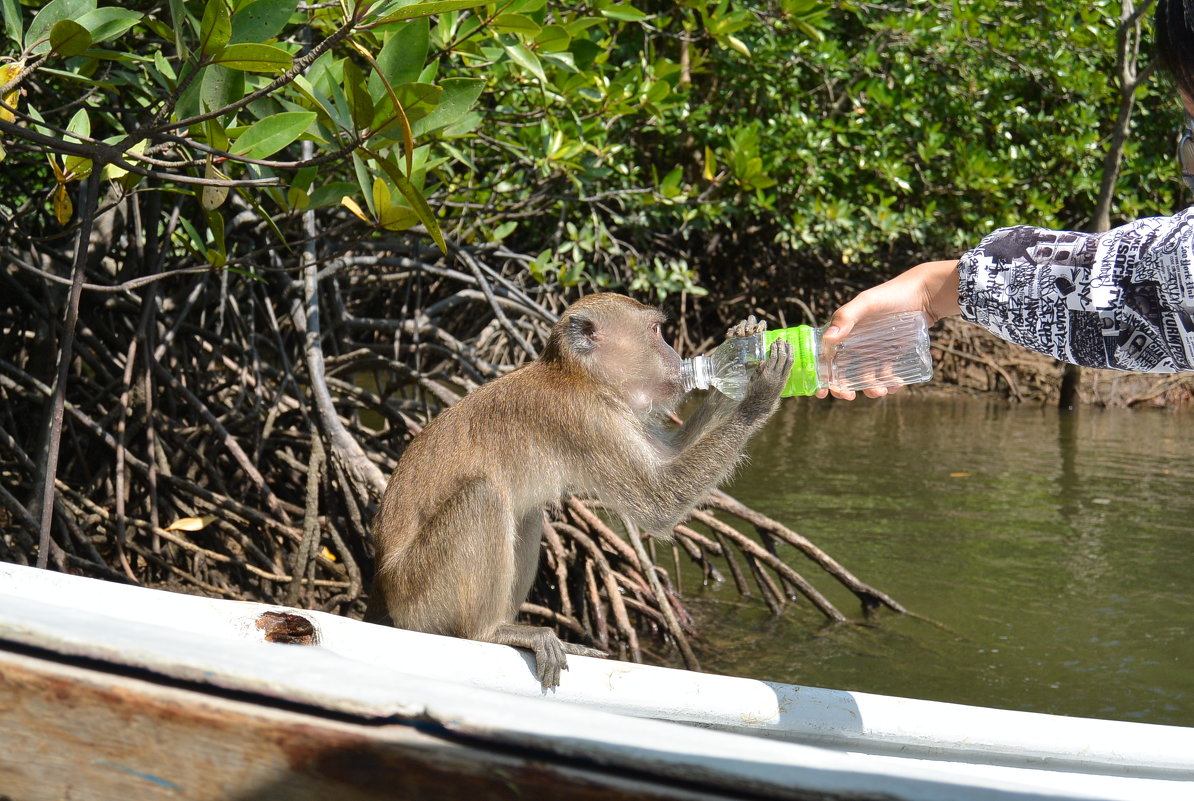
left=737, top=339, right=794, bottom=423
left=726, top=314, right=766, bottom=340
left=492, top=624, right=603, bottom=690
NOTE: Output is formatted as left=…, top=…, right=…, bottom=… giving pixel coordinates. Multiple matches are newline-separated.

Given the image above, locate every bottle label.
left=764, top=326, right=819, bottom=397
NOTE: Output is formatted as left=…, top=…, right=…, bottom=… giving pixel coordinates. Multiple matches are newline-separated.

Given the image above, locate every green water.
left=688, top=395, right=1194, bottom=727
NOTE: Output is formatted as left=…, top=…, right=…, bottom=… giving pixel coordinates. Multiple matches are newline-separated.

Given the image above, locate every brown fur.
left=367, top=293, right=793, bottom=687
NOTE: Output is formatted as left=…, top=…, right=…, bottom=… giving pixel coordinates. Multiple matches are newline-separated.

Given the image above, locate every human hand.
left=817, top=259, right=960, bottom=400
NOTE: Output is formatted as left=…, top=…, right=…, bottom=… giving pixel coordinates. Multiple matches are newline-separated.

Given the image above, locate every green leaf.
left=506, top=0, right=546, bottom=12
left=66, top=107, right=90, bottom=138
left=26, top=0, right=96, bottom=54
left=379, top=201, right=419, bottom=230
left=153, top=50, right=177, bottom=83
left=63, top=109, right=92, bottom=179
left=49, top=19, right=92, bottom=56
left=211, top=42, right=292, bottom=72
left=206, top=118, right=229, bottom=151
left=563, top=15, right=604, bottom=36
left=201, top=157, right=229, bottom=210
left=31, top=65, right=111, bottom=87
left=535, top=24, right=570, bottom=52
left=222, top=264, right=266, bottom=282
left=439, top=109, right=480, bottom=138
left=324, top=59, right=358, bottom=132
left=63, top=156, right=93, bottom=181
left=370, top=16, right=429, bottom=95
left=372, top=82, right=441, bottom=135
left=502, top=42, right=545, bottom=83
left=291, top=165, right=316, bottom=194
left=371, top=0, right=488, bottom=26
left=342, top=59, right=374, bottom=130
left=177, top=217, right=207, bottom=259
left=371, top=175, right=390, bottom=215
left=167, top=0, right=188, bottom=56
left=558, top=261, right=584, bottom=286
left=540, top=50, right=576, bottom=73
left=644, top=80, right=668, bottom=104
left=288, top=185, right=311, bottom=212
left=200, top=64, right=245, bottom=113
left=76, top=8, right=143, bottom=44
left=229, top=0, right=297, bottom=43
left=290, top=74, right=339, bottom=127
left=204, top=208, right=226, bottom=267
left=598, top=4, right=646, bottom=22
left=659, top=166, right=683, bottom=199
left=1, top=0, right=23, bottom=47
left=231, top=111, right=315, bottom=159
left=724, top=33, right=750, bottom=58
left=409, top=77, right=482, bottom=137
left=569, top=38, right=601, bottom=71
left=199, top=0, right=231, bottom=57
left=351, top=152, right=375, bottom=215
left=492, top=13, right=540, bottom=36
left=372, top=153, right=445, bottom=253
left=307, top=181, right=357, bottom=209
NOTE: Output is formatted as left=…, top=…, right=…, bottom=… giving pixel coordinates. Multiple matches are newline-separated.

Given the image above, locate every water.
left=685, top=395, right=1194, bottom=727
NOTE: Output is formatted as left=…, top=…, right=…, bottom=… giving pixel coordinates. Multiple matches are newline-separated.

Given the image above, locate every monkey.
left=366, top=293, right=793, bottom=689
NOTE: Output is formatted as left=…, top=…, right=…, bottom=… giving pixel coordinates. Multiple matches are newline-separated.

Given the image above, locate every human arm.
left=956, top=217, right=1194, bottom=372
left=821, top=210, right=1194, bottom=399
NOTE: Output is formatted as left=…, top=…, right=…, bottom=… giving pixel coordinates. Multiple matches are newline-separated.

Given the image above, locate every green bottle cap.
left=764, top=326, right=819, bottom=397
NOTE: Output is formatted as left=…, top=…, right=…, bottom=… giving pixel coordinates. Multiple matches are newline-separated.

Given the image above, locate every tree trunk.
left=1060, top=0, right=1155, bottom=410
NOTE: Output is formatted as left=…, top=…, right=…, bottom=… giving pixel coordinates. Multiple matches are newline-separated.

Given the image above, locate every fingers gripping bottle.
left=680, top=311, right=933, bottom=400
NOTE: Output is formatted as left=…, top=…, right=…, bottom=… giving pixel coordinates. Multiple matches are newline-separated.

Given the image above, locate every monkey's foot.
left=492, top=623, right=575, bottom=690
left=561, top=642, right=608, bottom=659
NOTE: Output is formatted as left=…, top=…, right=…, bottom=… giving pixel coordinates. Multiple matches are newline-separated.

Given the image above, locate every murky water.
left=687, top=395, right=1194, bottom=727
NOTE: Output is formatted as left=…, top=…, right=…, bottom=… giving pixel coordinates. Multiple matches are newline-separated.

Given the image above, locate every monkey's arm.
left=669, top=390, right=737, bottom=452
left=609, top=340, right=794, bottom=534
left=670, top=315, right=769, bottom=451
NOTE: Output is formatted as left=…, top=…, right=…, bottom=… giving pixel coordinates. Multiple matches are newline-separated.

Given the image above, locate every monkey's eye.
left=651, top=322, right=662, bottom=336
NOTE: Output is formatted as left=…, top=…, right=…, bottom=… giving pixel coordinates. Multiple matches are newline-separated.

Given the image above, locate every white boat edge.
left=1, top=560, right=1191, bottom=800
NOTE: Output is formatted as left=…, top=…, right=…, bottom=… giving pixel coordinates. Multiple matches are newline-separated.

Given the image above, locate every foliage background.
left=2, top=0, right=1186, bottom=320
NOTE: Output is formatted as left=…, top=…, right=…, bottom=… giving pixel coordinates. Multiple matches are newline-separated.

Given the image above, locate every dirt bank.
left=932, top=318, right=1194, bottom=409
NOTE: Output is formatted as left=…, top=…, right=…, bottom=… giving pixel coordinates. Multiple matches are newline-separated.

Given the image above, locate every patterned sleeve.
left=956, top=211, right=1194, bottom=372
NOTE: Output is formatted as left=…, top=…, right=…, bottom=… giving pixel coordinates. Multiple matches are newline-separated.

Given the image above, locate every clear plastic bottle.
left=680, top=311, right=933, bottom=400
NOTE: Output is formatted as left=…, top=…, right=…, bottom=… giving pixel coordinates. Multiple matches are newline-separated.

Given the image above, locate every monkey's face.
left=551, top=293, right=685, bottom=415
left=602, top=308, right=685, bottom=414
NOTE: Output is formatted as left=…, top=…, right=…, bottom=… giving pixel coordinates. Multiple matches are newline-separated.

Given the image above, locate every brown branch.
left=36, top=173, right=101, bottom=568
left=623, top=516, right=699, bottom=671
left=691, top=508, right=848, bottom=623
left=708, top=491, right=907, bottom=615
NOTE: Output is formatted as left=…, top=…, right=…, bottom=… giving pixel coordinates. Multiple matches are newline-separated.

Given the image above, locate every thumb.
left=822, top=306, right=859, bottom=343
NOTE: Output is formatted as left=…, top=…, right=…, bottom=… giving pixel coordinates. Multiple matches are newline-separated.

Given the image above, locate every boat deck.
left=1, top=562, right=1191, bottom=800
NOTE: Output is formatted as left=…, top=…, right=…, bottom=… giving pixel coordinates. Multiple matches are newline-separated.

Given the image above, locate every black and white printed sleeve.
left=957, top=210, right=1194, bottom=372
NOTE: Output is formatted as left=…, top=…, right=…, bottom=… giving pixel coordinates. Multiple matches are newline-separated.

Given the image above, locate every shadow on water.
left=685, top=394, right=1194, bottom=727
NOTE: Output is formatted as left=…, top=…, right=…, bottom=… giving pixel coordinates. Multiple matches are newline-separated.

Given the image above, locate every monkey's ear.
left=565, top=313, right=604, bottom=355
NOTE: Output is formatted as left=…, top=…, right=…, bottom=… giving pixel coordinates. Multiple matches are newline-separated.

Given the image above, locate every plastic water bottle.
left=680, top=311, right=933, bottom=399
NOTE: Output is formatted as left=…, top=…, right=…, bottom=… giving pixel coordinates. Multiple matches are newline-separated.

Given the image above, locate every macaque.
left=367, top=293, right=793, bottom=688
